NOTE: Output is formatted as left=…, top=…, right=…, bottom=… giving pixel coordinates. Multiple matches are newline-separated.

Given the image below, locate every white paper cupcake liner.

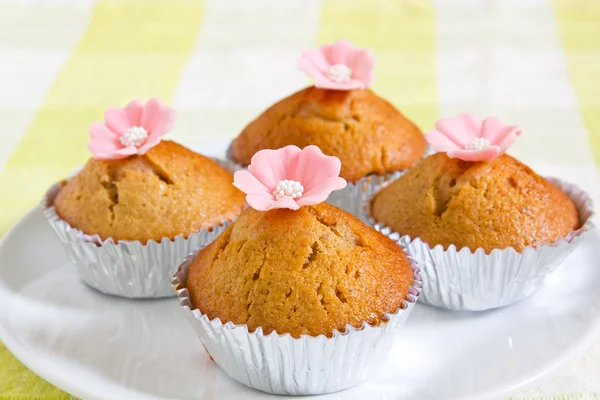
left=326, top=146, right=436, bottom=218
left=326, top=171, right=405, bottom=220
left=364, top=177, right=595, bottom=311
left=42, top=158, right=242, bottom=299
left=173, top=249, right=422, bottom=395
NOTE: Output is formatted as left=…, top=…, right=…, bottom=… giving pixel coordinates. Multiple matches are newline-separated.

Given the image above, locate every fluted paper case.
left=173, top=250, right=422, bottom=395
left=364, top=177, right=595, bottom=311
left=41, top=157, right=241, bottom=298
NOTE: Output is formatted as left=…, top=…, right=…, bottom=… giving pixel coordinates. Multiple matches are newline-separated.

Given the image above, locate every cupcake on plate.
left=173, top=145, right=421, bottom=395
left=366, top=114, right=594, bottom=311
left=44, top=98, right=246, bottom=299
left=228, top=39, right=427, bottom=218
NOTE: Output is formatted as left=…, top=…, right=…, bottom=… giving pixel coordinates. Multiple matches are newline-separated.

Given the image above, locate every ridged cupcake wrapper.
left=364, top=177, right=595, bottom=311
left=326, top=171, right=405, bottom=220
left=330, top=147, right=437, bottom=218
left=172, top=250, right=422, bottom=395
left=42, top=172, right=237, bottom=299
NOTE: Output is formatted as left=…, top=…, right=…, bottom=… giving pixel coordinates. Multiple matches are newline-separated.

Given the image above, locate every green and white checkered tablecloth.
left=0, top=0, right=599, bottom=398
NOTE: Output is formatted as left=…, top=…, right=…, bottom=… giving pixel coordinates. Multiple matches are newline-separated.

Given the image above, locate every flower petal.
left=280, top=146, right=304, bottom=180
left=104, top=107, right=131, bottom=135
left=347, top=48, right=375, bottom=87
left=247, top=146, right=302, bottom=190
left=314, top=78, right=364, bottom=91
left=246, top=194, right=275, bottom=211
left=480, top=116, right=504, bottom=142
left=266, top=196, right=300, bottom=211
left=114, top=147, right=138, bottom=156
left=481, top=117, right=522, bottom=152
left=233, top=170, right=271, bottom=196
left=246, top=194, right=299, bottom=212
left=141, top=98, right=176, bottom=138
left=124, top=99, right=144, bottom=127
left=297, top=177, right=347, bottom=206
left=448, top=146, right=501, bottom=162
left=292, top=145, right=344, bottom=192
left=137, top=137, right=162, bottom=155
left=90, top=122, right=118, bottom=141
left=323, top=39, right=355, bottom=65
left=425, top=129, right=462, bottom=153
left=297, top=49, right=330, bottom=81
left=88, top=140, right=120, bottom=154
left=88, top=122, right=124, bottom=159
left=91, top=145, right=137, bottom=160
left=495, top=127, right=522, bottom=152
left=435, top=114, right=482, bottom=147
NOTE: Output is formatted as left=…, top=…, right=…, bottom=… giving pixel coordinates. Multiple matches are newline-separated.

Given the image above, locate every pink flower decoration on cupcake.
left=426, top=114, right=522, bottom=162
left=88, top=98, right=176, bottom=160
left=297, top=39, right=375, bottom=91
left=233, top=145, right=347, bottom=211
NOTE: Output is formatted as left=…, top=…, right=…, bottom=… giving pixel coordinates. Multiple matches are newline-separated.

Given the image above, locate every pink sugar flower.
left=88, top=98, right=176, bottom=160
left=297, top=39, right=375, bottom=90
left=426, top=114, right=522, bottom=162
left=233, top=145, right=347, bottom=211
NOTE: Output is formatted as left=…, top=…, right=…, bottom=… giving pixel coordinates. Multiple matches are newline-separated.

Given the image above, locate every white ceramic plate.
left=1, top=142, right=599, bottom=400
left=1, top=209, right=600, bottom=400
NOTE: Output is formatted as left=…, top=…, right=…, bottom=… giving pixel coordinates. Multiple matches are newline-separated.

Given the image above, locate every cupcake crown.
left=88, top=98, right=176, bottom=160
left=297, top=39, right=375, bottom=91
left=426, top=113, right=522, bottom=162
left=233, top=145, right=347, bottom=211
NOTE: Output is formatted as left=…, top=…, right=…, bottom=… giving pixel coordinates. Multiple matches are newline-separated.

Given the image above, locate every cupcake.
left=174, top=145, right=421, bottom=395
left=228, top=39, right=426, bottom=218
left=366, top=114, right=594, bottom=311
left=44, top=98, right=246, bottom=298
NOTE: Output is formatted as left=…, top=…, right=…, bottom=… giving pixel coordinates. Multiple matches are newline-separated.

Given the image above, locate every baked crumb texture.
left=372, top=153, right=580, bottom=253
left=54, top=140, right=246, bottom=243
left=187, top=202, right=414, bottom=338
left=230, top=86, right=426, bottom=182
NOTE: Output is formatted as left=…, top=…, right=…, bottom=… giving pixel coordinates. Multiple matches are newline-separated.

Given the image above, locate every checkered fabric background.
left=0, top=0, right=599, bottom=398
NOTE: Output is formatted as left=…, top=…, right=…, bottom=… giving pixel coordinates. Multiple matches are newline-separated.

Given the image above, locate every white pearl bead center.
left=273, top=180, right=304, bottom=201
left=327, top=64, right=352, bottom=82
left=119, top=126, right=148, bottom=148
left=466, top=137, right=491, bottom=151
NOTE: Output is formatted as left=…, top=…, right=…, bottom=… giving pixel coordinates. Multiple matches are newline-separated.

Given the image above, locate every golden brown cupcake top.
left=371, top=153, right=580, bottom=253
left=53, top=140, right=246, bottom=243
left=230, top=86, right=426, bottom=182
left=186, top=202, right=414, bottom=338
